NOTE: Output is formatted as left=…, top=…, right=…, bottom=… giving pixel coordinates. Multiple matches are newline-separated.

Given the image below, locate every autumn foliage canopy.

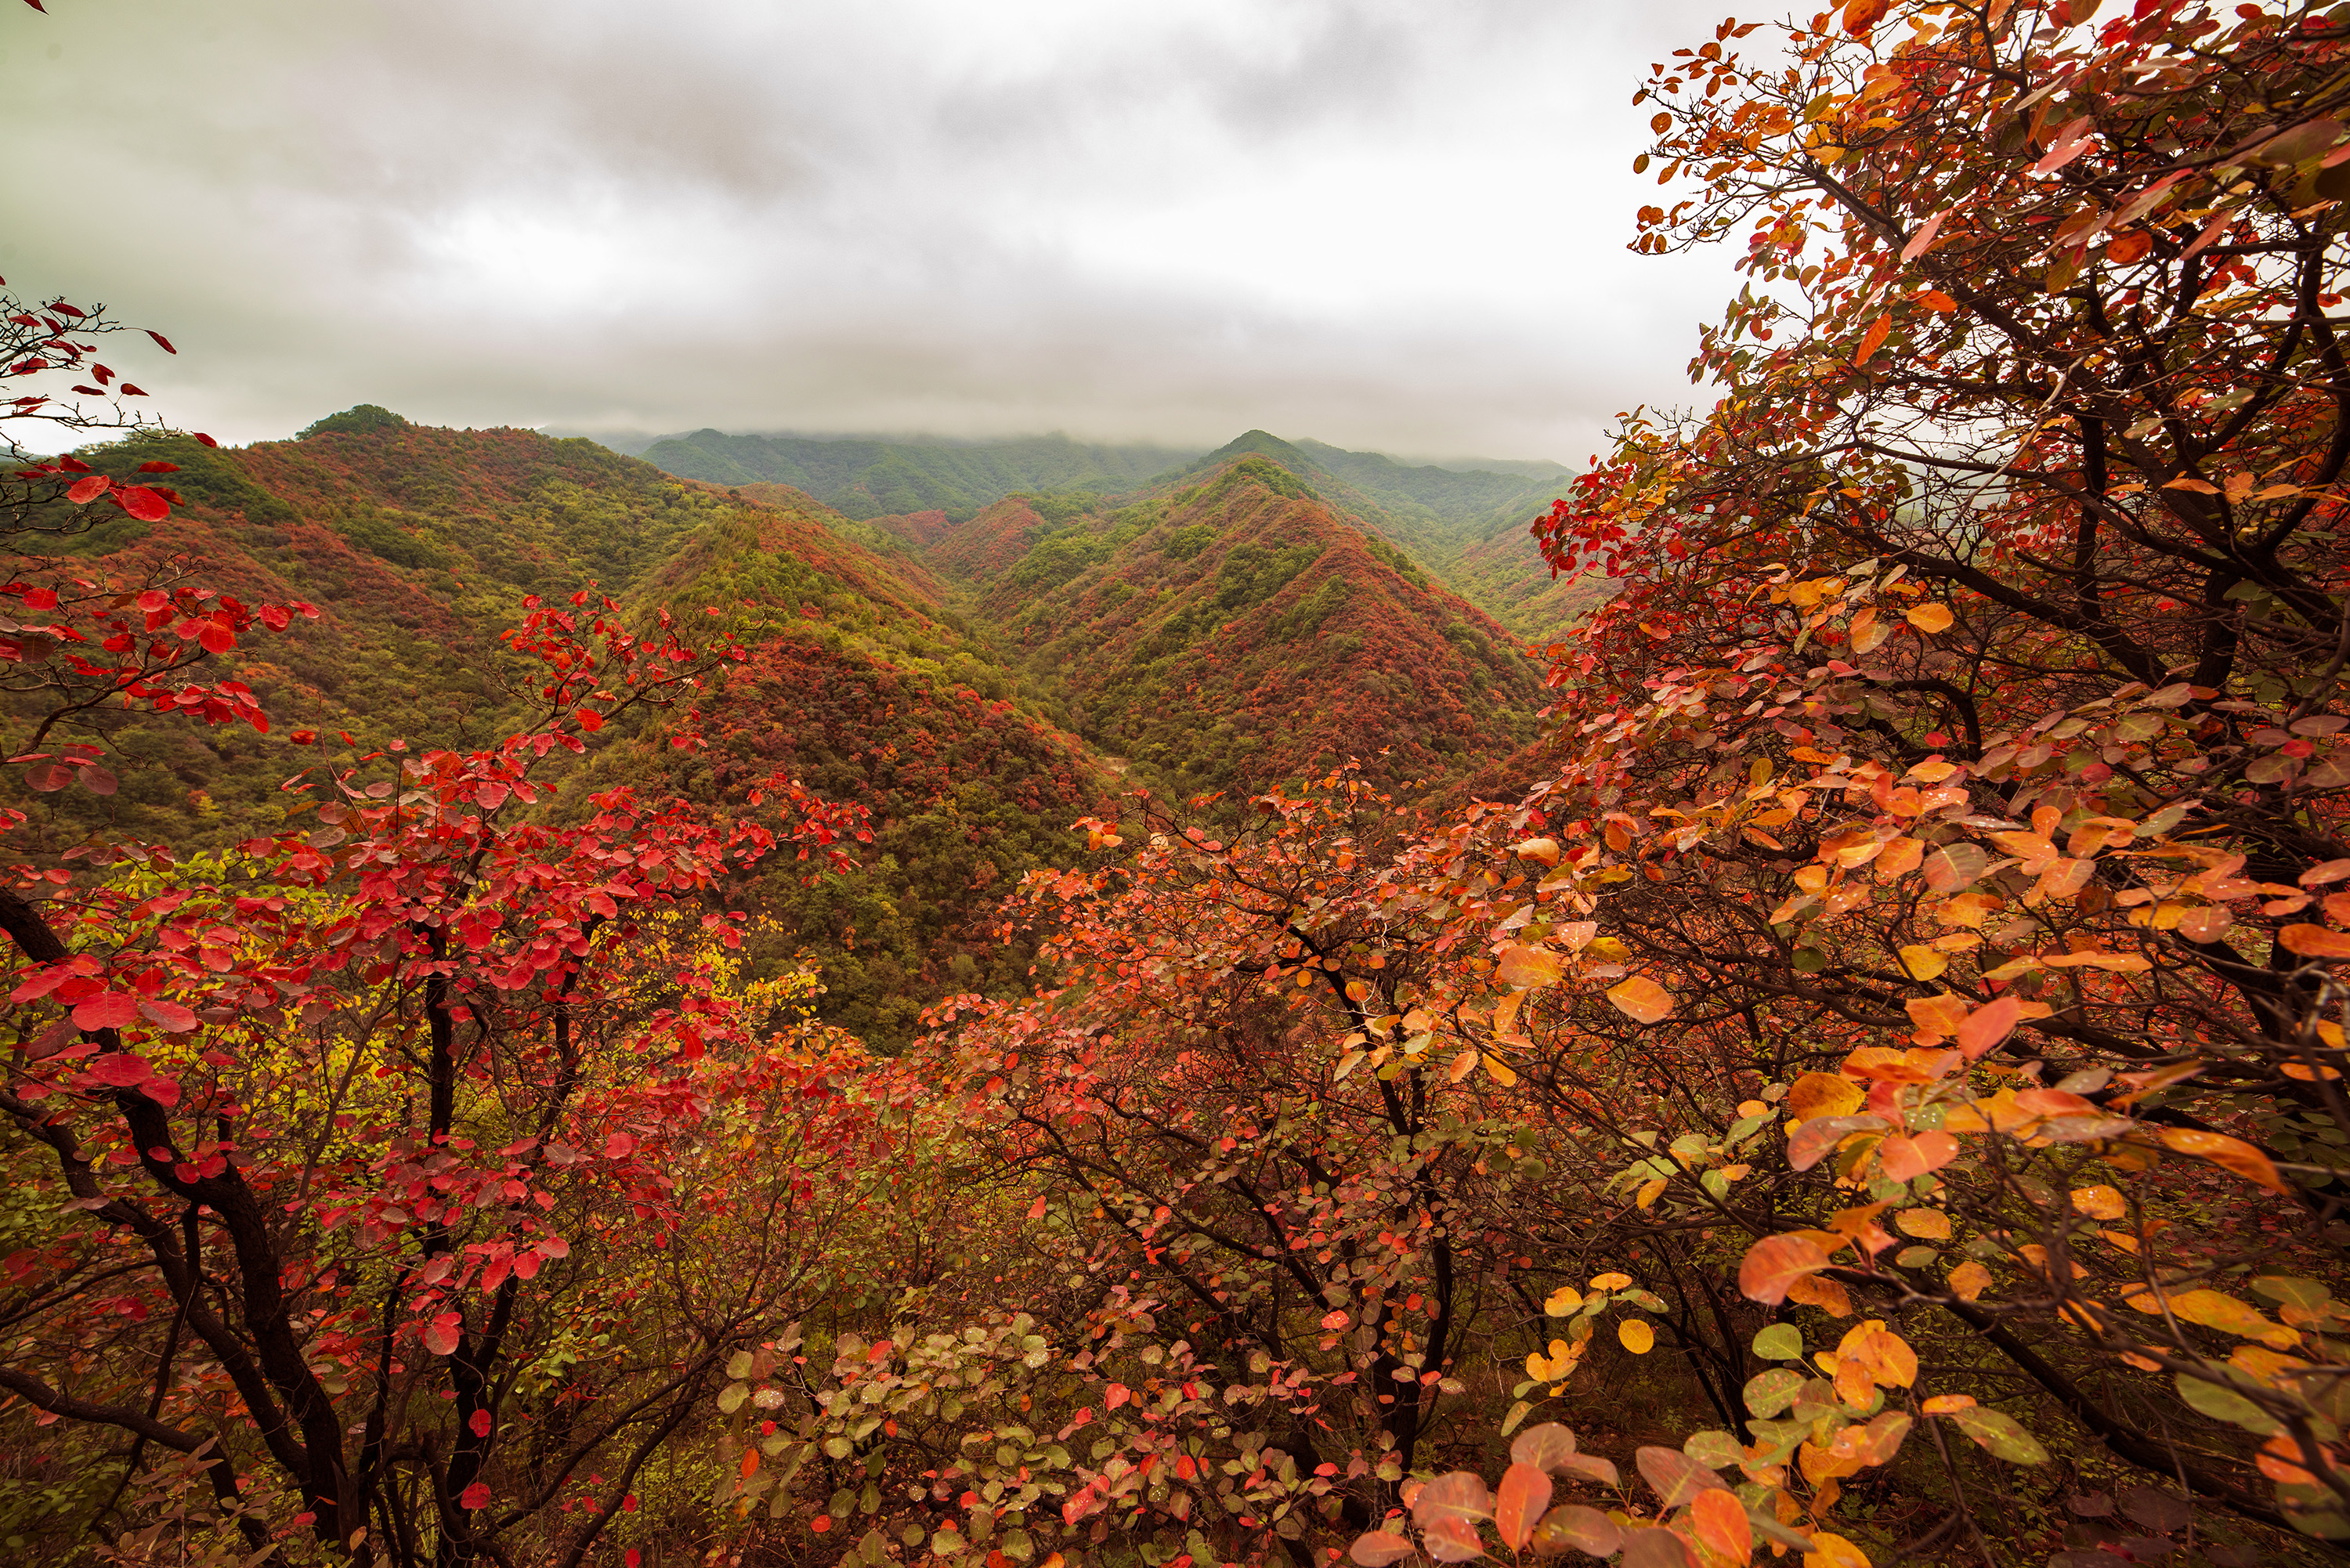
left=5, top=1, right=2350, bottom=1566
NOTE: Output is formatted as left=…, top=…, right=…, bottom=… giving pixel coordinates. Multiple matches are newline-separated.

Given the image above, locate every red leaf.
left=425, top=1313, right=461, bottom=1356
left=193, top=433, right=217, bottom=448
left=136, top=461, right=180, bottom=474
left=1348, top=1533, right=1415, bottom=1567
left=64, top=475, right=110, bottom=504
left=604, top=1132, right=636, bottom=1158
left=1510, top=1422, right=1578, bottom=1472
left=197, top=620, right=236, bottom=654
left=72, top=991, right=140, bottom=1031
left=459, top=1482, right=492, bottom=1510
left=88, top=1050, right=152, bottom=1086
left=114, top=485, right=169, bottom=522
left=1737, top=1234, right=1831, bottom=1305
left=139, top=999, right=199, bottom=1033
left=145, top=330, right=176, bottom=354
left=469, top=1409, right=493, bottom=1437
left=1495, top=1463, right=1553, bottom=1552
left=24, top=764, right=72, bottom=793
left=1412, top=1470, right=1491, bottom=1529
left=79, top=765, right=118, bottom=797
left=1636, top=1446, right=1726, bottom=1508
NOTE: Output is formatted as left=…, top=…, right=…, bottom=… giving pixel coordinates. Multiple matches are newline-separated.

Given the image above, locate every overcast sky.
left=2, top=0, right=1747, bottom=464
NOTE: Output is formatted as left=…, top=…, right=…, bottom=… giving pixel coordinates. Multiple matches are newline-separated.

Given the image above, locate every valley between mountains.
left=11, top=410, right=1592, bottom=1043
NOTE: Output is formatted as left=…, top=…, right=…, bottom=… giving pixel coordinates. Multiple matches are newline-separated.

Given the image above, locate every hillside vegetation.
left=638, top=431, right=1199, bottom=519
left=637, top=425, right=1607, bottom=638
left=915, top=453, right=1546, bottom=798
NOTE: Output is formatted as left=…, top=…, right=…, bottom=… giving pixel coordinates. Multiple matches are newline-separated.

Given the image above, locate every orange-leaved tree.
left=1341, top=0, right=2350, bottom=1562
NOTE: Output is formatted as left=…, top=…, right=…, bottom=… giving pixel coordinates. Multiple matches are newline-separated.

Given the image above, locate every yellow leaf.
left=1618, top=1318, right=1655, bottom=1354
left=1543, top=1286, right=1584, bottom=1316
left=2170, top=1289, right=2298, bottom=1346
left=1482, top=1053, right=1519, bottom=1086
left=1513, top=836, right=1562, bottom=866
left=1920, top=1394, right=1975, bottom=1414
left=1947, top=1261, right=1992, bottom=1302
left=2069, top=1185, right=2125, bottom=1220
left=1896, top=945, right=1947, bottom=981
left=1788, top=1072, right=1864, bottom=1121
left=1895, top=1207, right=1951, bottom=1239
left=1636, top=1177, right=1668, bottom=1210
left=1606, top=974, right=1676, bottom=1023
left=1589, top=1271, right=1634, bottom=1291
left=1448, top=1047, right=1479, bottom=1082
left=1805, top=1530, right=1871, bottom=1568
left=1905, top=603, right=1954, bottom=634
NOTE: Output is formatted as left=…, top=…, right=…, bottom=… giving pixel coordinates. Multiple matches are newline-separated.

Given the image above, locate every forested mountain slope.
left=636, top=430, right=1199, bottom=519
left=634, top=425, right=1607, bottom=638
left=13, top=410, right=1112, bottom=1042
left=913, top=453, right=1546, bottom=798
left=1174, top=431, right=1603, bottom=637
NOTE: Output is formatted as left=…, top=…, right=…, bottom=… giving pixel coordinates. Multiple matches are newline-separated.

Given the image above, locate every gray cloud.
left=0, top=0, right=1744, bottom=461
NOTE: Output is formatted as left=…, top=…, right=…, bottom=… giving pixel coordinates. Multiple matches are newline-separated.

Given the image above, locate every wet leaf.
left=1532, top=1505, right=1622, bottom=1558
left=1495, top=1463, right=1553, bottom=1552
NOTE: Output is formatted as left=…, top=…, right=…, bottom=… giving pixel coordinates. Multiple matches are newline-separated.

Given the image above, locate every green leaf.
left=1752, top=1324, right=1804, bottom=1361
left=1947, top=1406, right=2051, bottom=1463
left=1684, top=1430, right=1743, bottom=1469
left=1744, top=1369, right=1804, bottom=1418
left=717, top=1382, right=748, bottom=1414
left=1502, top=1399, right=1533, bottom=1436
left=2175, top=1369, right=2281, bottom=1434
left=2252, top=1275, right=2331, bottom=1311
left=726, top=1351, right=755, bottom=1381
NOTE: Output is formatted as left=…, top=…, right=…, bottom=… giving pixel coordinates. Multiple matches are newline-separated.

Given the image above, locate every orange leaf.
left=1497, top=944, right=1567, bottom=988
left=2159, top=1128, right=2288, bottom=1194
left=1494, top=1463, right=1553, bottom=1552
left=1691, top=1487, right=1753, bottom=1566
left=1842, top=0, right=1892, bottom=34
left=2280, top=924, right=2350, bottom=959
left=1954, top=995, right=2023, bottom=1060
left=1905, top=602, right=1954, bottom=634
left=1878, top=1131, right=1958, bottom=1182
left=1607, top=974, right=1676, bottom=1023
left=1788, top=1071, right=1863, bottom=1121
left=1855, top=313, right=1893, bottom=365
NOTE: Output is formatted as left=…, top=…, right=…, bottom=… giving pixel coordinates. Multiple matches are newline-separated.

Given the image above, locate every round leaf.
left=1606, top=974, right=1676, bottom=1023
